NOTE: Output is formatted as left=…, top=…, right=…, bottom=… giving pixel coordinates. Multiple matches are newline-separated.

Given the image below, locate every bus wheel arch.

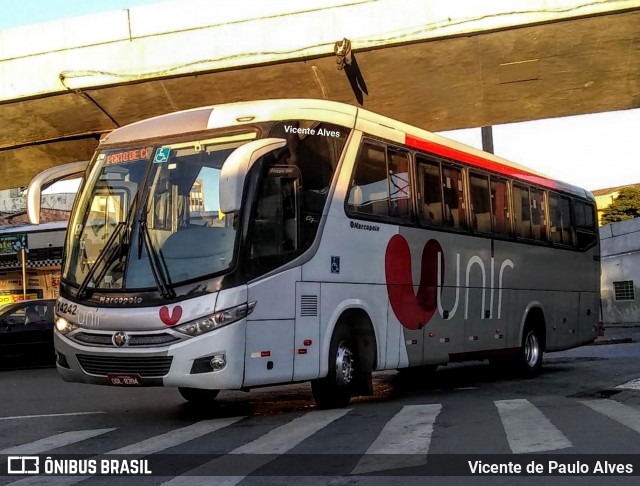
left=312, top=308, right=377, bottom=408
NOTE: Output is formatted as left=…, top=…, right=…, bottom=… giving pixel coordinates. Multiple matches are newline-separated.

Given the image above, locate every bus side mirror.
left=26, top=160, right=89, bottom=224
left=219, top=138, right=286, bottom=214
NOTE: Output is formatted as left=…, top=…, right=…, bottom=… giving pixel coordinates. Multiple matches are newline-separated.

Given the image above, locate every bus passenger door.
left=243, top=165, right=303, bottom=387
left=244, top=268, right=298, bottom=387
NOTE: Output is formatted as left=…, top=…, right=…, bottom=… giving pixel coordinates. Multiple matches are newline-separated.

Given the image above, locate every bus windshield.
left=63, top=133, right=257, bottom=291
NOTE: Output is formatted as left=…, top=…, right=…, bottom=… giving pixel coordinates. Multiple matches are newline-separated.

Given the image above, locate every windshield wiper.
left=137, top=203, right=176, bottom=300
left=77, top=192, right=139, bottom=300
left=76, top=222, right=125, bottom=300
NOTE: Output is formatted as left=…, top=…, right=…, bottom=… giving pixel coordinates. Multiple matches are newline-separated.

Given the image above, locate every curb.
left=592, top=337, right=633, bottom=345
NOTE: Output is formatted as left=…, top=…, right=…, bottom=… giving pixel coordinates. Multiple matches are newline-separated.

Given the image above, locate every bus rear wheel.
left=178, top=387, right=220, bottom=403
left=312, top=326, right=354, bottom=409
left=516, top=325, right=543, bottom=377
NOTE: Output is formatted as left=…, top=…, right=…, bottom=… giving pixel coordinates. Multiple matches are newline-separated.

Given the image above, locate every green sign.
left=0, top=233, right=28, bottom=255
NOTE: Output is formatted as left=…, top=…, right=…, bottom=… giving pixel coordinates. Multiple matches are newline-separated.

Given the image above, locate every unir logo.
left=385, top=234, right=514, bottom=330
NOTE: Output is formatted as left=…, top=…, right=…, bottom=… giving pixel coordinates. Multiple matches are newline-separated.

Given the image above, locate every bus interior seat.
left=475, top=212, right=491, bottom=233
left=532, top=224, right=541, bottom=240
left=161, top=226, right=235, bottom=276
left=449, top=208, right=459, bottom=227
left=349, top=185, right=364, bottom=212
left=253, top=194, right=282, bottom=255
left=426, top=202, right=443, bottom=224
left=369, top=192, right=388, bottom=216
left=518, top=219, right=532, bottom=238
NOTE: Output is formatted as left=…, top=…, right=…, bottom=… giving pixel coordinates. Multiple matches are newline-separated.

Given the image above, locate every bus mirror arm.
left=27, top=160, right=89, bottom=224
left=219, top=138, right=287, bottom=213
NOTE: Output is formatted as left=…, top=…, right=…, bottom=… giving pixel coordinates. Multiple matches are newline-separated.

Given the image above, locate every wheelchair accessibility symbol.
left=154, top=147, right=171, bottom=164
left=331, top=256, right=340, bottom=274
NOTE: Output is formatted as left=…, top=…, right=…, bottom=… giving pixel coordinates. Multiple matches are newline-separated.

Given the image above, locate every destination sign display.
left=104, top=147, right=153, bottom=165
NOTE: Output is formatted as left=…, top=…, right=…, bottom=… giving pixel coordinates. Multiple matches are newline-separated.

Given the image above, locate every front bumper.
left=54, top=320, right=246, bottom=390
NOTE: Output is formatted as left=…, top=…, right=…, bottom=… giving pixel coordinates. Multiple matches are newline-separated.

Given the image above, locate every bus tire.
left=178, top=387, right=220, bottom=403
left=312, top=326, right=354, bottom=409
left=516, top=324, right=544, bottom=377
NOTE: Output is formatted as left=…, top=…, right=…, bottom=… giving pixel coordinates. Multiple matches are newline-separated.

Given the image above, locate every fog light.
left=57, top=352, right=70, bottom=369
left=210, top=354, right=226, bottom=371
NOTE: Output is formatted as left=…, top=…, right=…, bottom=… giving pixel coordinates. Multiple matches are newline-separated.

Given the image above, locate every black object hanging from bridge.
left=334, top=38, right=368, bottom=105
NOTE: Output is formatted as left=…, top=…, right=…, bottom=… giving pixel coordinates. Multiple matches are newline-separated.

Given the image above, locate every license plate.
left=108, top=373, right=142, bottom=386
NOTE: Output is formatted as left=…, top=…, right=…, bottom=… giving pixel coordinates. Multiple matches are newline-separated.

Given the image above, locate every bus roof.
left=100, top=98, right=592, bottom=200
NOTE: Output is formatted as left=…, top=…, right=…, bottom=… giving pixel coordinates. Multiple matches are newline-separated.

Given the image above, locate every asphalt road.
left=1, top=327, right=639, bottom=486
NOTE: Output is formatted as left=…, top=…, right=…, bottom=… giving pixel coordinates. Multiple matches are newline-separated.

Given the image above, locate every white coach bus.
left=28, top=99, right=600, bottom=408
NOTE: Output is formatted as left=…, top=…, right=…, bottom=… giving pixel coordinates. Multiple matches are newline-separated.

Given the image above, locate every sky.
left=0, top=0, right=161, bottom=29
left=2, top=0, right=639, bottom=193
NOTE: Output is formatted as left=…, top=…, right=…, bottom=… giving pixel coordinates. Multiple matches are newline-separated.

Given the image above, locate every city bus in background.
left=0, top=222, right=65, bottom=305
left=27, top=99, right=600, bottom=408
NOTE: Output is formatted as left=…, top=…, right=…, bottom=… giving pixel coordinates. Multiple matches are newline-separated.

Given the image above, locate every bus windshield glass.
left=63, top=133, right=257, bottom=291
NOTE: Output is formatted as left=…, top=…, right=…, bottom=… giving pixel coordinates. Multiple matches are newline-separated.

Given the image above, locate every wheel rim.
left=524, top=331, right=539, bottom=368
left=334, top=341, right=354, bottom=386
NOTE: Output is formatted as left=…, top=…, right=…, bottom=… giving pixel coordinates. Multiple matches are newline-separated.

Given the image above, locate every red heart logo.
left=159, top=305, right=182, bottom=326
left=385, top=235, right=443, bottom=330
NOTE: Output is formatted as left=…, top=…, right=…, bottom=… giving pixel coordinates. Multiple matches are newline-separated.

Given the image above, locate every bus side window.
left=548, top=192, right=573, bottom=246
left=271, top=121, right=347, bottom=249
left=490, top=176, right=510, bottom=235
left=442, top=164, right=467, bottom=229
left=513, top=184, right=532, bottom=238
left=252, top=167, right=300, bottom=258
left=387, top=149, right=411, bottom=220
left=574, top=200, right=598, bottom=249
left=559, top=196, right=574, bottom=247
left=417, top=157, right=443, bottom=225
left=530, top=188, right=547, bottom=241
left=469, top=172, right=491, bottom=233
left=347, top=143, right=389, bottom=217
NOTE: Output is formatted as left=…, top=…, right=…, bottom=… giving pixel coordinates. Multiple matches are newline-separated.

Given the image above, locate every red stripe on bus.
left=405, top=134, right=561, bottom=191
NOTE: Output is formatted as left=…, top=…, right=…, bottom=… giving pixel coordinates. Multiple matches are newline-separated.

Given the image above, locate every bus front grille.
left=76, top=354, right=173, bottom=377
left=73, top=332, right=180, bottom=347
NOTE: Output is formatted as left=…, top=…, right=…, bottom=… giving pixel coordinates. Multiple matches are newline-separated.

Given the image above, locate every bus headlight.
left=55, top=316, right=78, bottom=335
left=175, top=301, right=256, bottom=337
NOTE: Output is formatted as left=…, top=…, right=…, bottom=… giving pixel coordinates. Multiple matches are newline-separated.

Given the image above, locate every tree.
left=601, top=186, right=640, bottom=225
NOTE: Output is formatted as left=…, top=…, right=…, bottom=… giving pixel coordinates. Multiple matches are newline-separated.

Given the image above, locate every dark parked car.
left=0, top=299, right=56, bottom=366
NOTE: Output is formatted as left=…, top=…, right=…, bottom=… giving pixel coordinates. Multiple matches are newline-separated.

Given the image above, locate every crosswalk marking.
left=6, top=396, right=640, bottom=483
left=161, top=409, right=350, bottom=486
left=0, top=429, right=115, bottom=455
left=6, top=416, right=245, bottom=486
left=0, top=412, right=106, bottom=421
left=352, top=404, right=442, bottom=474
left=110, top=416, right=244, bottom=455
left=615, top=378, right=640, bottom=390
left=580, top=399, right=640, bottom=434
left=494, top=399, right=572, bottom=453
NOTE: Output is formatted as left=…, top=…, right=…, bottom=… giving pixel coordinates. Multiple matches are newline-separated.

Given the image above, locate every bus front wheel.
left=312, top=326, right=354, bottom=409
left=178, top=387, right=220, bottom=403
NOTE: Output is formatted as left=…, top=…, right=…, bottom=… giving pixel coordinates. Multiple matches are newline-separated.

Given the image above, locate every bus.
left=27, top=99, right=600, bottom=408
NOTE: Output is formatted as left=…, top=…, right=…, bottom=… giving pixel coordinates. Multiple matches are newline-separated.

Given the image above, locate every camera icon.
left=7, top=456, right=39, bottom=474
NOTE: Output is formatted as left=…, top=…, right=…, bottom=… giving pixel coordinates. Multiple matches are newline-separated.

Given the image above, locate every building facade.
left=600, top=217, right=640, bottom=326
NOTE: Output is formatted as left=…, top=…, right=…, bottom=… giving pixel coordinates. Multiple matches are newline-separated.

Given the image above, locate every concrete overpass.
left=1, top=0, right=639, bottom=188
